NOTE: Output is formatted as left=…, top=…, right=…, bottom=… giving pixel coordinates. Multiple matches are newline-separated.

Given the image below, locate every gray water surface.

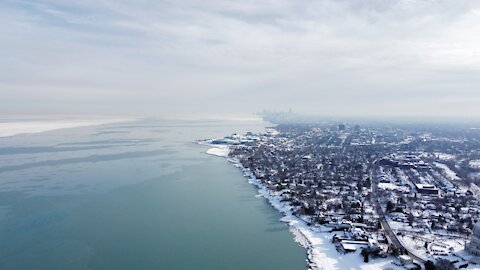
left=0, top=119, right=307, bottom=270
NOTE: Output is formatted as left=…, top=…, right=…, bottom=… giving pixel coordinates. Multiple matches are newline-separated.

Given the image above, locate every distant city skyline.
left=1, top=0, right=480, bottom=118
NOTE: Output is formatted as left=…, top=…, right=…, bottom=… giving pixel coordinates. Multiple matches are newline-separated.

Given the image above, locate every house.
left=399, top=255, right=413, bottom=265
left=415, top=184, right=439, bottom=195
left=340, top=243, right=357, bottom=253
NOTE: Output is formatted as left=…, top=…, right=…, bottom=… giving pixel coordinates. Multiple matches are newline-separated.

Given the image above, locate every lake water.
left=0, top=118, right=307, bottom=270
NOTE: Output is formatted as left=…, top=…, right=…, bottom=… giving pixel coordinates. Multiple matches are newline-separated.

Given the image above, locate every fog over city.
left=1, top=0, right=479, bottom=118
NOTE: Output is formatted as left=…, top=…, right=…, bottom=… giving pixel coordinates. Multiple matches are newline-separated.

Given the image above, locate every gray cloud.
left=1, top=0, right=479, bottom=118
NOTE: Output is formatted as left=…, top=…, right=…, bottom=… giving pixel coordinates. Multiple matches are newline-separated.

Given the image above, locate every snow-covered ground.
left=435, top=162, right=461, bottom=180
left=206, top=146, right=230, bottom=157
left=386, top=217, right=480, bottom=268
left=434, top=152, right=456, bottom=161
left=0, top=118, right=132, bottom=138
left=470, top=160, right=480, bottom=169
left=283, top=216, right=402, bottom=270
left=378, top=182, right=410, bottom=193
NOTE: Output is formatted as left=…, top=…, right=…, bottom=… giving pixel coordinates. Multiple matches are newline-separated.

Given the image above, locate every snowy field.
left=434, top=162, right=460, bottom=180
left=433, top=152, right=456, bottom=161
left=378, top=182, right=410, bottom=193
left=206, top=146, right=230, bottom=157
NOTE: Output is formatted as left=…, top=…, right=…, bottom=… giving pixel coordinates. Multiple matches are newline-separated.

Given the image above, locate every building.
left=415, top=184, right=439, bottom=195
left=340, top=243, right=357, bottom=253
left=466, top=221, right=480, bottom=256
left=399, top=255, right=413, bottom=266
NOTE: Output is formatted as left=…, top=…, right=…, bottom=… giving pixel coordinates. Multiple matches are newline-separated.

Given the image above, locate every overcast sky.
left=1, top=0, right=479, bottom=118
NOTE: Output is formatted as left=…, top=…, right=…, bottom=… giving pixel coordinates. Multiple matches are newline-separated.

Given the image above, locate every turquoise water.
left=0, top=119, right=306, bottom=270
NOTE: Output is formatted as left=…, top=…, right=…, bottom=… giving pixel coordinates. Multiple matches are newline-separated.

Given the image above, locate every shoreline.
left=205, top=144, right=402, bottom=270
left=201, top=143, right=316, bottom=268
left=229, top=155, right=318, bottom=269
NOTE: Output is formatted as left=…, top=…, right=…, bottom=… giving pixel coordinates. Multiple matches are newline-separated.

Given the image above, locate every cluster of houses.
left=228, top=125, right=397, bottom=260
left=225, top=122, right=480, bottom=269
left=377, top=154, right=480, bottom=237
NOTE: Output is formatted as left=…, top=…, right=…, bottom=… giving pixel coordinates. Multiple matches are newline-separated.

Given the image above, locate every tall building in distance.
left=353, top=125, right=361, bottom=133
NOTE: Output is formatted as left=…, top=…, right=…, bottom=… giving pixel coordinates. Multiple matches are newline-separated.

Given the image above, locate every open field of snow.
left=435, top=162, right=461, bottom=180
left=206, top=146, right=230, bottom=157
left=378, top=182, right=410, bottom=193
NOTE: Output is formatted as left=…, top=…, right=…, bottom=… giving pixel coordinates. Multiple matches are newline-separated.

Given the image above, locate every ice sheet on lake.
left=0, top=118, right=132, bottom=138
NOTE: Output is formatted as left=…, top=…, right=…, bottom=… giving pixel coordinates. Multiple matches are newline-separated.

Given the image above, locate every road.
left=371, top=160, right=428, bottom=264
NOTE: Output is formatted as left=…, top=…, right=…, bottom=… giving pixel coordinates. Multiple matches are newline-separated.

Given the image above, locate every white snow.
left=434, top=152, right=456, bottom=160
left=206, top=146, right=230, bottom=157
left=378, top=183, right=409, bottom=193
left=283, top=216, right=402, bottom=270
left=469, top=160, right=480, bottom=169
left=435, top=162, right=460, bottom=180
left=0, top=118, right=132, bottom=138
left=397, top=235, right=430, bottom=259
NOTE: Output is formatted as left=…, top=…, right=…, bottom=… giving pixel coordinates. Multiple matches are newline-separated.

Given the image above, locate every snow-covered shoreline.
left=206, top=145, right=230, bottom=157
left=0, top=118, right=133, bottom=138
left=205, top=144, right=400, bottom=270
left=231, top=157, right=320, bottom=269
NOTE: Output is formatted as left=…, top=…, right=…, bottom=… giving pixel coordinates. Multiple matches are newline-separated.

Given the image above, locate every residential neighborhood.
left=215, top=122, right=480, bottom=269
